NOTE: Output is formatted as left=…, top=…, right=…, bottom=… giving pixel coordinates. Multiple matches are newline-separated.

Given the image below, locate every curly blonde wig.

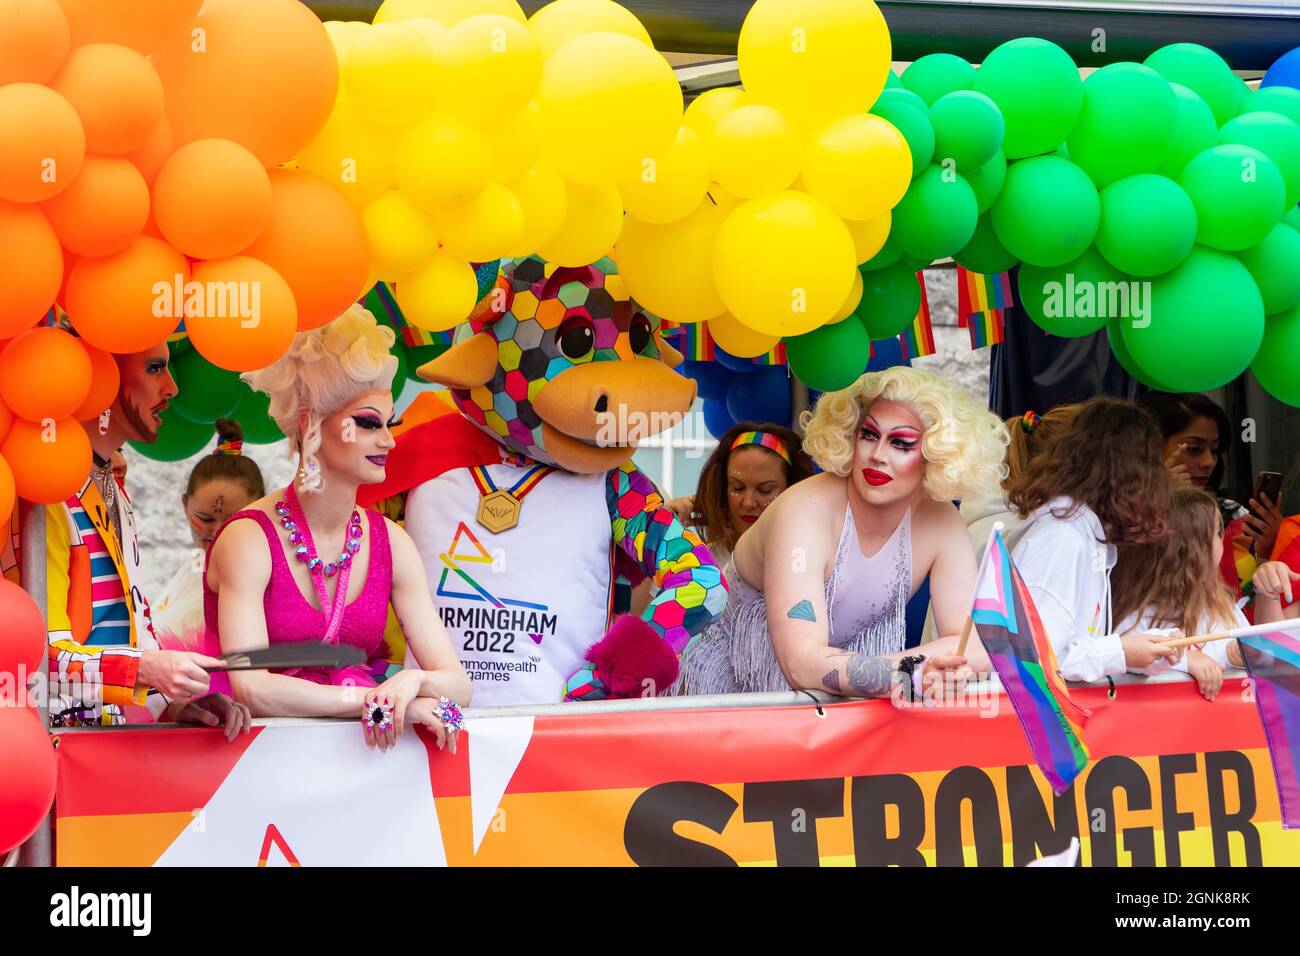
left=242, top=304, right=398, bottom=493
left=800, top=366, right=1008, bottom=502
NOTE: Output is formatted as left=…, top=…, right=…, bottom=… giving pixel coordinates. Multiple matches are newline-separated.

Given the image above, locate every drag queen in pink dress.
left=203, top=305, right=471, bottom=751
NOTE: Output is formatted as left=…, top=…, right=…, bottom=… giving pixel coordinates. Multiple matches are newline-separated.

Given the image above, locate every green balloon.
left=1144, top=43, right=1241, bottom=126
left=859, top=230, right=904, bottom=271
left=1106, top=319, right=1177, bottom=390
left=1239, top=86, right=1300, bottom=128
left=1158, top=83, right=1219, bottom=179
left=230, top=385, right=284, bottom=445
left=991, top=155, right=1099, bottom=267
left=1237, top=222, right=1300, bottom=314
left=973, top=37, right=1083, bottom=158
left=1067, top=63, right=1176, bottom=188
left=873, top=87, right=930, bottom=115
left=965, top=151, right=1007, bottom=213
left=1120, top=246, right=1265, bottom=391
left=854, top=262, right=922, bottom=339
left=954, top=214, right=1018, bottom=274
left=131, top=406, right=214, bottom=462
left=1096, top=174, right=1196, bottom=277
left=1018, top=246, right=1123, bottom=338
left=929, top=90, right=1004, bottom=174
left=891, top=164, right=978, bottom=262
left=1250, top=301, right=1300, bottom=407
left=169, top=348, right=241, bottom=424
left=785, top=316, right=872, bottom=392
left=391, top=342, right=409, bottom=400
left=1285, top=205, right=1300, bottom=231
left=1180, top=144, right=1287, bottom=251
left=1219, top=112, right=1300, bottom=208
left=901, top=53, right=975, bottom=106
left=898, top=255, right=932, bottom=271
left=884, top=70, right=903, bottom=91
left=870, top=99, right=934, bottom=178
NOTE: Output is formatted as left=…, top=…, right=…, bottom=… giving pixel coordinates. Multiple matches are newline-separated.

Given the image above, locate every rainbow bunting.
left=898, top=271, right=935, bottom=361
left=971, top=528, right=1091, bottom=795
left=1237, top=624, right=1300, bottom=828
left=957, top=267, right=1013, bottom=350
left=661, top=321, right=790, bottom=366
left=364, top=281, right=456, bottom=348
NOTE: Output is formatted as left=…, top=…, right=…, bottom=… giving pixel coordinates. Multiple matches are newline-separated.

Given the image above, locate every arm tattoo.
left=821, top=669, right=841, bottom=692
left=787, top=599, right=817, bottom=622
left=844, top=654, right=895, bottom=698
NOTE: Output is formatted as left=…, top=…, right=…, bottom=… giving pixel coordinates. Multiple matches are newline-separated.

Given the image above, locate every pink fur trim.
left=585, top=615, right=679, bottom=699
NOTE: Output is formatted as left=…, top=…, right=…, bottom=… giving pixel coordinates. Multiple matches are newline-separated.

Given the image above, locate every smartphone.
left=1254, top=470, right=1283, bottom=506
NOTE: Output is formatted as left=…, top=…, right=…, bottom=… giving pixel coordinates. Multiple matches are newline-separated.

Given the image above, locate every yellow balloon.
left=529, top=0, right=653, bottom=59
left=376, top=0, right=525, bottom=26
left=535, top=180, right=623, bottom=266
left=616, top=195, right=729, bottom=322
left=436, top=183, right=525, bottom=261
left=620, top=126, right=709, bottom=224
left=442, top=15, right=540, bottom=123
left=712, top=191, right=857, bottom=335
left=297, top=95, right=397, bottom=207
left=709, top=103, right=802, bottom=199
left=844, top=210, right=891, bottom=264
left=362, top=191, right=440, bottom=279
left=506, top=162, right=568, bottom=256
left=394, top=114, right=491, bottom=211
left=738, top=0, right=891, bottom=133
left=828, top=270, right=864, bottom=323
left=538, top=32, right=682, bottom=186
left=396, top=252, right=481, bottom=331
left=487, top=101, right=544, bottom=184
left=323, top=20, right=368, bottom=58
left=802, top=114, right=911, bottom=220
left=684, top=88, right=747, bottom=146
left=343, top=22, right=439, bottom=128
left=708, top=311, right=781, bottom=357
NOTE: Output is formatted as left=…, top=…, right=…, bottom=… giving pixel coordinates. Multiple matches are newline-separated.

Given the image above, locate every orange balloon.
left=123, top=115, right=174, bottom=186
left=56, top=248, right=77, bottom=308
left=185, top=257, right=298, bottom=372
left=57, top=0, right=202, bottom=54
left=70, top=343, right=119, bottom=421
left=0, top=201, right=62, bottom=338
left=152, top=139, right=272, bottom=259
left=0, top=83, right=85, bottom=203
left=0, top=451, right=14, bottom=524
left=49, top=43, right=163, bottom=155
left=240, top=169, right=371, bottom=332
left=0, top=0, right=70, bottom=85
left=42, top=154, right=149, bottom=257
left=65, top=236, right=189, bottom=353
left=0, top=400, right=12, bottom=444
left=0, top=328, right=90, bottom=422
left=1, top=416, right=91, bottom=504
left=152, top=0, right=338, bottom=166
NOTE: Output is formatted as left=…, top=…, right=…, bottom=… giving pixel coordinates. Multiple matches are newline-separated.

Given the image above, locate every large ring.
left=437, top=696, right=464, bottom=732
left=363, top=700, right=394, bottom=734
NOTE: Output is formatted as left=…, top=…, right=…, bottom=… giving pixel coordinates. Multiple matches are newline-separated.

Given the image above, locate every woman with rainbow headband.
left=677, top=366, right=1008, bottom=699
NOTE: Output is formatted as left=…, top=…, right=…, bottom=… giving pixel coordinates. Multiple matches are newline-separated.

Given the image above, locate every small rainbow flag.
left=971, top=528, right=1091, bottom=795
left=1237, top=624, right=1300, bottom=828
left=898, top=271, right=935, bottom=361
left=364, top=281, right=456, bottom=348
left=957, top=267, right=1013, bottom=350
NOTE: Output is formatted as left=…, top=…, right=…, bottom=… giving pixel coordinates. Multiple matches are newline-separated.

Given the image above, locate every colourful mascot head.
left=418, top=255, right=695, bottom=473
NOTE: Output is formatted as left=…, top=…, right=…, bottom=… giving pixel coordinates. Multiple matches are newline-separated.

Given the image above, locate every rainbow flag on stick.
left=898, top=271, right=935, bottom=361
left=365, top=281, right=456, bottom=348
left=971, top=527, right=1091, bottom=795
left=957, top=267, right=1013, bottom=350
left=1237, top=624, right=1300, bottom=828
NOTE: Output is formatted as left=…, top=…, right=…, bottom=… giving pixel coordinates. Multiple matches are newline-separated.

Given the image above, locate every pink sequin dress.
left=203, top=509, right=393, bottom=687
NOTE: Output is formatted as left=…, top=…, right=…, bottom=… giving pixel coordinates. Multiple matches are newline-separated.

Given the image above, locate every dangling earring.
left=99, top=409, right=111, bottom=435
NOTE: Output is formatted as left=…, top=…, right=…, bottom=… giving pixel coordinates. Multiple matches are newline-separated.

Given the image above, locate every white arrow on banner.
left=467, top=715, right=535, bottom=855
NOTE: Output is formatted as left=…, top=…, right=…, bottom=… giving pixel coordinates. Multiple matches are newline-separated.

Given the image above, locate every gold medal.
left=477, top=488, right=521, bottom=534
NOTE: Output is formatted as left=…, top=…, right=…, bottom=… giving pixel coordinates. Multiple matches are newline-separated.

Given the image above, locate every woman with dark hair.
left=1006, top=397, right=1181, bottom=683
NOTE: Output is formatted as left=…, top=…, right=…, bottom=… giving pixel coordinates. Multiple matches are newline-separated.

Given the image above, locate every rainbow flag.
left=957, top=267, right=1013, bottom=349
left=1237, top=625, right=1300, bottom=828
left=898, top=271, right=935, bottom=361
left=364, top=281, right=456, bottom=348
left=971, top=528, right=1091, bottom=795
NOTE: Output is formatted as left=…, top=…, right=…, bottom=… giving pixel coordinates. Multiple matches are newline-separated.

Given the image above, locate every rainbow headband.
left=730, top=431, right=792, bottom=465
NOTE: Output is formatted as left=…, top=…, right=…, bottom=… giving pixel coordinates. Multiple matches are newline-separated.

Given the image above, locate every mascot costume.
left=359, top=255, right=728, bottom=705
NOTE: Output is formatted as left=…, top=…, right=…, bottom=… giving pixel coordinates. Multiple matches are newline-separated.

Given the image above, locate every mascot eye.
left=629, top=315, right=652, bottom=354
left=558, top=317, right=595, bottom=359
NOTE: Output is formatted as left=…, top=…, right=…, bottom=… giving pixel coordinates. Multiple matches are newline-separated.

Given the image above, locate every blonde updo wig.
left=800, top=366, right=1009, bottom=502
left=243, top=304, right=398, bottom=492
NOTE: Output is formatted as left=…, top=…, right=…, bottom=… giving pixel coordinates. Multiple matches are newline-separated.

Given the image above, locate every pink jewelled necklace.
left=276, top=483, right=365, bottom=642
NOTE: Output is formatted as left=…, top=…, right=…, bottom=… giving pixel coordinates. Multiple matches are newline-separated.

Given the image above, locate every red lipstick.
left=862, top=469, right=892, bottom=486
left=740, top=514, right=758, bottom=524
